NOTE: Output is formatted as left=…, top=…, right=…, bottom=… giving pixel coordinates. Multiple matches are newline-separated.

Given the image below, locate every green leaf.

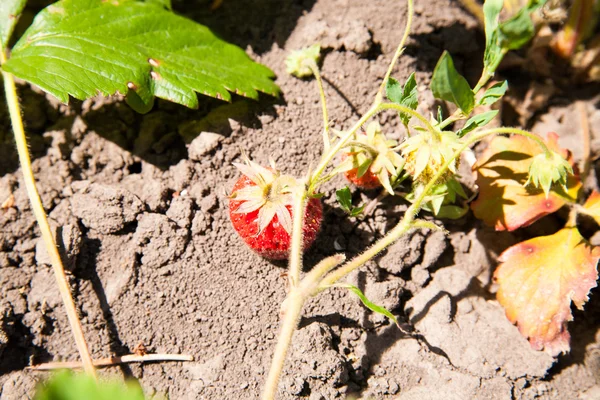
left=483, top=0, right=503, bottom=48
left=436, top=105, right=444, bottom=125
left=498, top=8, right=535, bottom=50
left=143, top=0, right=171, bottom=10
left=356, top=157, right=373, bottom=178
left=482, top=0, right=547, bottom=75
left=34, top=371, right=147, bottom=400
left=335, top=187, right=364, bottom=217
left=386, top=73, right=418, bottom=125
left=446, top=177, right=467, bottom=199
left=125, top=89, right=155, bottom=114
left=430, top=51, right=474, bottom=115
left=457, top=110, right=499, bottom=137
left=0, top=0, right=26, bottom=49
left=336, top=187, right=353, bottom=212
left=479, top=80, right=508, bottom=106
left=349, top=204, right=365, bottom=217
left=482, top=0, right=504, bottom=76
left=436, top=204, right=469, bottom=219
left=3, top=0, right=279, bottom=109
left=339, top=284, right=399, bottom=327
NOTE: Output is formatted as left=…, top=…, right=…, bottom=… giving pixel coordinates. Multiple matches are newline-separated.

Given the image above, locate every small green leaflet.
left=436, top=204, right=469, bottom=219
left=0, top=0, right=26, bottom=49
left=410, top=178, right=468, bottom=217
left=479, top=80, right=507, bottom=106
left=482, top=0, right=548, bottom=75
left=430, top=51, right=474, bottom=115
left=336, top=187, right=365, bottom=217
left=34, top=371, right=146, bottom=400
left=386, top=73, right=418, bottom=125
left=338, top=284, right=399, bottom=327
left=482, top=0, right=504, bottom=73
left=3, top=0, right=279, bottom=112
left=499, top=7, right=535, bottom=50
left=457, top=110, right=499, bottom=137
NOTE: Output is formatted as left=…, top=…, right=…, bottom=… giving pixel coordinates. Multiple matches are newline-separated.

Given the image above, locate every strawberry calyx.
left=400, top=128, right=462, bottom=184
left=337, top=121, right=405, bottom=194
left=230, top=157, right=300, bottom=235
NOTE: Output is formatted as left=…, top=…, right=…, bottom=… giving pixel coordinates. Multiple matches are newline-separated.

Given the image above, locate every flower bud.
left=285, top=44, right=321, bottom=78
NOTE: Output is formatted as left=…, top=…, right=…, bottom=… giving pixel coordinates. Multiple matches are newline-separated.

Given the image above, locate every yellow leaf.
left=494, top=227, right=599, bottom=356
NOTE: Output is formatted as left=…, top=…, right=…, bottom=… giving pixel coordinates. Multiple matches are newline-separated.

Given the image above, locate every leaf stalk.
left=1, top=50, right=97, bottom=379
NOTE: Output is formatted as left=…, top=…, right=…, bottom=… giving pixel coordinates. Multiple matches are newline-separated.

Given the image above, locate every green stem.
left=1, top=51, right=97, bottom=379
left=309, top=104, right=377, bottom=192
left=373, top=0, right=414, bottom=105
left=437, top=110, right=463, bottom=130
left=288, top=184, right=308, bottom=288
left=306, top=60, right=331, bottom=151
left=477, top=127, right=553, bottom=157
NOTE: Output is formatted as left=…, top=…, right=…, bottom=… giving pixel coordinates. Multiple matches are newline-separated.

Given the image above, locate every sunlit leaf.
left=494, top=227, right=599, bottom=356
left=339, top=284, right=399, bottom=327
left=430, top=51, right=474, bottom=115
left=386, top=73, right=418, bottom=125
left=479, top=80, right=508, bottom=106
left=457, top=110, right=499, bottom=137
left=471, top=132, right=581, bottom=231
left=3, top=0, right=279, bottom=109
left=0, top=0, right=26, bottom=49
left=34, top=371, right=147, bottom=400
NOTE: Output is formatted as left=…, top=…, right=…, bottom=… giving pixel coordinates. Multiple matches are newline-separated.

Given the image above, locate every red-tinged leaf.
left=494, top=227, right=599, bottom=356
left=582, top=190, right=600, bottom=225
left=471, top=132, right=581, bottom=231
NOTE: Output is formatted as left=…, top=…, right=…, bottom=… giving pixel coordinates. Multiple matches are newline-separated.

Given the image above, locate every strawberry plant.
left=1, top=0, right=277, bottom=387
left=223, top=0, right=598, bottom=398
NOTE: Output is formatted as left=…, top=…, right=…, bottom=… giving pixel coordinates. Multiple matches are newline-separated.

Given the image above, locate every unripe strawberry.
left=228, top=158, right=322, bottom=260
left=340, top=122, right=405, bottom=195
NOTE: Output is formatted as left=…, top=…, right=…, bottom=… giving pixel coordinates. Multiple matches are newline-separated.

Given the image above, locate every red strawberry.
left=340, top=122, right=404, bottom=195
left=228, top=158, right=322, bottom=260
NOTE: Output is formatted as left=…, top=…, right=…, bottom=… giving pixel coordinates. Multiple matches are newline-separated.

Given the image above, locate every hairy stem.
left=288, top=185, right=308, bottom=287
left=261, top=291, right=305, bottom=400
left=373, top=0, right=414, bottom=105
left=1, top=51, right=97, bottom=379
left=475, top=127, right=553, bottom=156
left=306, top=60, right=331, bottom=151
